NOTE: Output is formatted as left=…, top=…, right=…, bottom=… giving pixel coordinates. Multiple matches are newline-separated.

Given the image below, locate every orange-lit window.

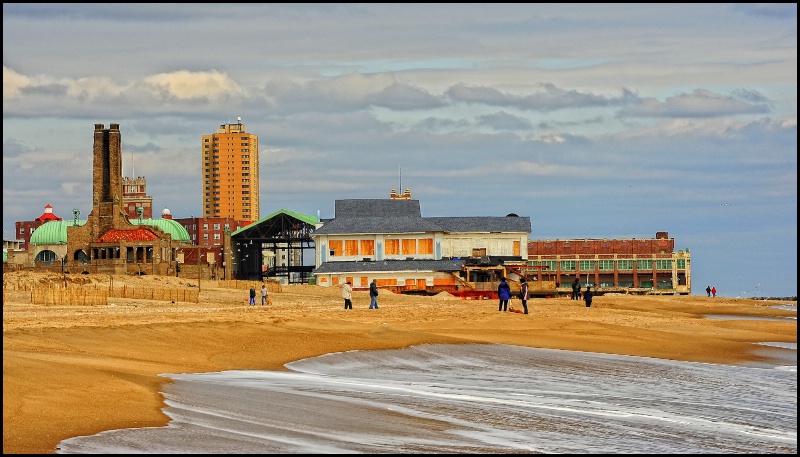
left=402, top=239, right=417, bottom=255
left=376, top=278, right=397, bottom=287
left=418, top=238, right=433, bottom=254
left=513, top=241, right=520, bottom=256
left=385, top=239, right=400, bottom=255
left=345, top=240, right=359, bottom=256
left=329, top=240, right=343, bottom=256
left=360, top=240, right=375, bottom=256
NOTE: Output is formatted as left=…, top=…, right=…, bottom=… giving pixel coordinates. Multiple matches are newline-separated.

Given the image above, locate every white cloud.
left=142, top=70, right=244, bottom=101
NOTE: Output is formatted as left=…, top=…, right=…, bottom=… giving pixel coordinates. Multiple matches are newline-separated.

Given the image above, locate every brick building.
left=14, top=204, right=65, bottom=251
left=122, top=176, right=153, bottom=220
left=526, top=231, right=691, bottom=294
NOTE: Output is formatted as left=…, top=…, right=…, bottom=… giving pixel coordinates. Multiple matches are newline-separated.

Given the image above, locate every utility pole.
left=197, top=247, right=202, bottom=293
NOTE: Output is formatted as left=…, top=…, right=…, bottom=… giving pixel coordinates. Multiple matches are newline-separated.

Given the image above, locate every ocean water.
left=58, top=343, right=796, bottom=454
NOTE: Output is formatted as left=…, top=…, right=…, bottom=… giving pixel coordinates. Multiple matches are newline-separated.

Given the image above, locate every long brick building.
left=526, top=231, right=690, bottom=294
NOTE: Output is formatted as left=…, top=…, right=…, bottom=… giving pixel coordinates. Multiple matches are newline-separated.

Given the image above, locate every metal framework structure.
left=230, top=212, right=316, bottom=284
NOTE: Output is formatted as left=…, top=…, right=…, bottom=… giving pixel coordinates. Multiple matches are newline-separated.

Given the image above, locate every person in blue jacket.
left=498, top=277, right=511, bottom=312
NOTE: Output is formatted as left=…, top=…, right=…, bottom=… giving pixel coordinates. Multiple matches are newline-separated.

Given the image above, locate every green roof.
left=30, top=220, right=87, bottom=245
left=231, top=209, right=319, bottom=236
left=29, top=218, right=191, bottom=245
left=131, top=219, right=191, bottom=242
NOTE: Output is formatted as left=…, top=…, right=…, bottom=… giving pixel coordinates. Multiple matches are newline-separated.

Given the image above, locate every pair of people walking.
left=340, top=280, right=380, bottom=309
left=497, top=277, right=530, bottom=314
left=249, top=284, right=271, bottom=306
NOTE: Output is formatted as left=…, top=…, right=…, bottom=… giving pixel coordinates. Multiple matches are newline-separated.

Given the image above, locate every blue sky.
left=3, top=4, right=796, bottom=297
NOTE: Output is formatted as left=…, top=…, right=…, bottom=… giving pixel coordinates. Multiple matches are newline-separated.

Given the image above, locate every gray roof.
left=314, top=259, right=465, bottom=274
left=313, top=199, right=531, bottom=235
left=335, top=199, right=421, bottom=218
left=426, top=216, right=531, bottom=233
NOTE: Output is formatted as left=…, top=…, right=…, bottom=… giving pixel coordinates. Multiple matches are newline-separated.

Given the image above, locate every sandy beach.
left=3, top=271, right=796, bottom=454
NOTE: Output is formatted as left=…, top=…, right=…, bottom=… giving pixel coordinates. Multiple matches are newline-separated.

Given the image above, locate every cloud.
left=445, top=83, right=637, bottom=112
left=142, top=70, right=244, bottom=101
left=477, top=111, right=532, bottom=130
left=3, top=66, right=35, bottom=99
left=618, top=89, right=771, bottom=118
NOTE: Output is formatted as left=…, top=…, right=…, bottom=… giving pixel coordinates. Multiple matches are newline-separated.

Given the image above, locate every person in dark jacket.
left=520, top=278, right=529, bottom=314
left=498, top=277, right=511, bottom=312
left=584, top=285, right=593, bottom=308
left=369, top=279, right=379, bottom=309
left=572, top=278, right=580, bottom=300
left=249, top=286, right=256, bottom=306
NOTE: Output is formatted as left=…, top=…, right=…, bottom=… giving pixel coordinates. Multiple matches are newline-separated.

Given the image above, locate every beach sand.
left=3, top=271, right=796, bottom=454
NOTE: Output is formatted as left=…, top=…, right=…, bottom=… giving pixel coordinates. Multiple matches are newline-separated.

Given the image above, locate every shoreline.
left=3, top=272, right=796, bottom=454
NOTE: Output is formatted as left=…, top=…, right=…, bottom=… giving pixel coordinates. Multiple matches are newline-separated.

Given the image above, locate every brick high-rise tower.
left=201, top=118, right=260, bottom=221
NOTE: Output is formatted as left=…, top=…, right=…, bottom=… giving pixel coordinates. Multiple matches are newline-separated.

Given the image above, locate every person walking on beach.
left=340, top=281, right=353, bottom=309
left=584, top=285, right=594, bottom=308
left=369, top=279, right=380, bottom=309
left=498, top=277, right=511, bottom=312
left=520, top=278, right=529, bottom=314
left=706, top=286, right=711, bottom=297
left=711, top=286, right=717, bottom=298
left=572, top=278, right=580, bottom=300
left=260, top=284, right=271, bottom=306
left=249, top=286, right=256, bottom=306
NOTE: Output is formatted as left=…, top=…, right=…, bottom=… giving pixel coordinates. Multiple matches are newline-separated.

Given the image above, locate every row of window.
left=532, top=259, right=685, bottom=271
left=328, top=239, right=435, bottom=256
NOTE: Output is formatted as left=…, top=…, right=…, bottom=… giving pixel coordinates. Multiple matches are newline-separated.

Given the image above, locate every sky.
left=3, top=4, right=796, bottom=298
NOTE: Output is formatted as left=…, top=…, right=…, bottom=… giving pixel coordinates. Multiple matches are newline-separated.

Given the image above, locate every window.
left=203, top=224, right=208, bottom=230
left=402, top=239, right=417, bottom=255
left=560, top=260, right=576, bottom=271
left=344, top=240, right=359, bottom=256
left=533, top=260, right=556, bottom=272
left=213, top=224, right=220, bottom=230
left=213, top=233, right=220, bottom=240
left=329, top=240, right=343, bottom=256
left=579, top=260, right=595, bottom=271
left=636, top=260, right=653, bottom=270
left=418, top=238, right=433, bottom=254
left=360, top=240, right=375, bottom=256
left=656, top=259, right=673, bottom=270
left=19, top=228, right=25, bottom=234
left=384, top=239, right=400, bottom=255
left=598, top=260, right=614, bottom=271
left=676, top=259, right=686, bottom=269
left=617, top=260, right=634, bottom=270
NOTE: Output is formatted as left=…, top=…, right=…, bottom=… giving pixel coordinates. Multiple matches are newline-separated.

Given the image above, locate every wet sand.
left=3, top=271, right=796, bottom=454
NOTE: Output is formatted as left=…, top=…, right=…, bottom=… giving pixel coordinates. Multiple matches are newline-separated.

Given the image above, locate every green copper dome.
left=29, top=220, right=86, bottom=245
left=131, top=219, right=191, bottom=242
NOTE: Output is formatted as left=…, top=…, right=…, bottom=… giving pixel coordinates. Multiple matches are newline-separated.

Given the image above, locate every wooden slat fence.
left=31, top=288, right=108, bottom=306
left=26, top=285, right=198, bottom=305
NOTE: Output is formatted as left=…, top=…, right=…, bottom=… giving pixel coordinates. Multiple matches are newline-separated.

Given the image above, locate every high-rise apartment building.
left=201, top=118, right=259, bottom=221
